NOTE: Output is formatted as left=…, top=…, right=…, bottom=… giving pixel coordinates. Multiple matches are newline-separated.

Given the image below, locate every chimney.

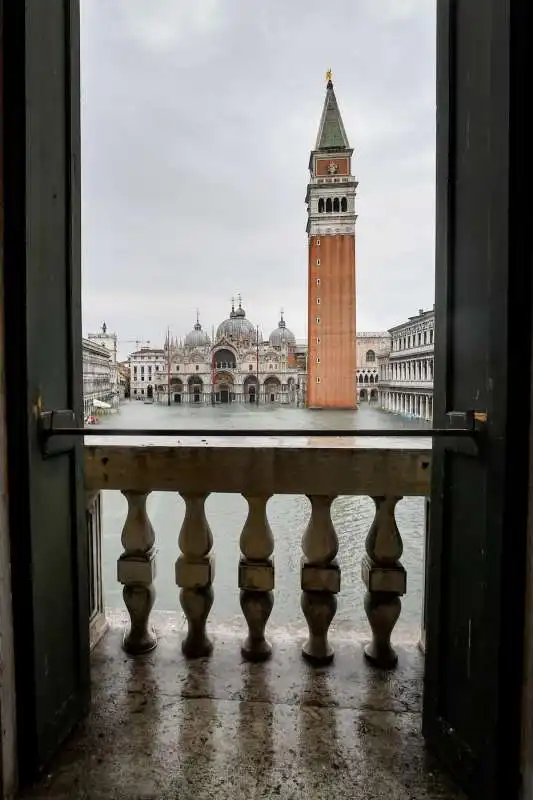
left=418, top=308, right=424, bottom=316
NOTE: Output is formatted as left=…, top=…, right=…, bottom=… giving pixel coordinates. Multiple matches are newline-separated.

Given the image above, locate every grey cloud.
left=80, top=0, right=435, bottom=358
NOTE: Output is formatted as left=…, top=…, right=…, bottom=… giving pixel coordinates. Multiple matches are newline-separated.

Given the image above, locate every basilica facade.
left=129, top=300, right=392, bottom=407
left=158, top=300, right=302, bottom=405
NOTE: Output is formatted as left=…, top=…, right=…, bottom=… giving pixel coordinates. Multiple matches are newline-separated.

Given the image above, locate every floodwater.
left=96, top=400, right=431, bottom=638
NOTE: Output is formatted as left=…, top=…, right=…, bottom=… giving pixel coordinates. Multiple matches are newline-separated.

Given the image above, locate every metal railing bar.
left=47, top=427, right=471, bottom=438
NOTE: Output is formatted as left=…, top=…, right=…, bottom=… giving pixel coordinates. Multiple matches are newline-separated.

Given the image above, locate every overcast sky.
left=80, top=1, right=436, bottom=358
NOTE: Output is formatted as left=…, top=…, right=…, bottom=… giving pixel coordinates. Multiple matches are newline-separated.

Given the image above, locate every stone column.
left=362, top=495, right=406, bottom=668
left=239, top=494, right=274, bottom=661
left=301, top=495, right=340, bottom=664
left=176, top=493, right=215, bottom=658
left=117, top=491, right=157, bottom=654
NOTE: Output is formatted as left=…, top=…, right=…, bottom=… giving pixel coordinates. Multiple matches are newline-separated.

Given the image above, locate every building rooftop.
left=315, top=78, right=351, bottom=151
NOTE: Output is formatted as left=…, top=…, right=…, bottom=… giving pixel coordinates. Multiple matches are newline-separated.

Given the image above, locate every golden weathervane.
left=325, top=69, right=332, bottom=83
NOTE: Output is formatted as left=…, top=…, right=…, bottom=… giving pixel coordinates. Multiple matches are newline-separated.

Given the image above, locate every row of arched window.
left=318, top=197, right=348, bottom=213
left=393, top=328, right=434, bottom=350
left=358, top=373, right=378, bottom=384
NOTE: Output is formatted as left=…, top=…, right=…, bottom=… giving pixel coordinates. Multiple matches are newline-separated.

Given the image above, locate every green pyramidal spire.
left=315, top=78, right=350, bottom=150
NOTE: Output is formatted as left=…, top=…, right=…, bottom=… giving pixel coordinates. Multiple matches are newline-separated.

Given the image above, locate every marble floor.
left=21, top=613, right=465, bottom=800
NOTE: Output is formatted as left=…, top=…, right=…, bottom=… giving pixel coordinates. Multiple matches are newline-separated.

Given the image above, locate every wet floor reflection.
left=174, top=658, right=217, bottom=796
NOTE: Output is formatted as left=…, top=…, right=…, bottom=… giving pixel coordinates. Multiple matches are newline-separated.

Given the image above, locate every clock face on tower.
left=327, top=161, right=339, bottom=175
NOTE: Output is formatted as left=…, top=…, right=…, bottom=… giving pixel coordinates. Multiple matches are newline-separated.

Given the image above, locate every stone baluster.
left=117, top=491, right=157, bottom=654
left=362, top=495, right=406, bottom=668
left=301, top=495, right=340, bottom=665
left=239, top=494, right=274, bottom=661
left=176, top=493, right=214, bottom=658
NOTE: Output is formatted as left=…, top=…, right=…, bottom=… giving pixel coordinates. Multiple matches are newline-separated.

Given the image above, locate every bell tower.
left=305, top=74, right=357, bottom=408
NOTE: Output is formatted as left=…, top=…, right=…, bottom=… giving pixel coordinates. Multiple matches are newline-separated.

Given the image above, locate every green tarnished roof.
left=315, top=80, right=350, bottom=150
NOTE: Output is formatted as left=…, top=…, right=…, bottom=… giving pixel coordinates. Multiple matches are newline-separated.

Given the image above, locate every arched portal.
left=243, top=374, right=258, bottom=404
left=359, top=388, right=367, bottom=402
left=146, top=384, right=153, bottom=399
left=188, top=375, right=203, bottom=404
left=214, top=371, right=234, bottom=404
left=263, top=376, right=281, bottom=403
left=171, top=377, right=183, bottom=403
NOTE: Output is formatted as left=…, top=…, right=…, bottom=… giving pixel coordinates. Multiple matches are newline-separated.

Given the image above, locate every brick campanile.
left=305, top=76, right=357, bottom=408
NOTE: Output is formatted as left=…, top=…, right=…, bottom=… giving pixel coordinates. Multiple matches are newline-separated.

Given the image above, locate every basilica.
left=160, top=299, right=303, bottom=405
left=128, top=296, right=391, bottom=406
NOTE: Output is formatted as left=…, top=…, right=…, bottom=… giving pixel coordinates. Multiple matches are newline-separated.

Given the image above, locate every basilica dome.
left=185, top=320, right=210, bottom=347
left=269, top=313, right=296, bottom=347
left=216, top=300, right=257, bottom=342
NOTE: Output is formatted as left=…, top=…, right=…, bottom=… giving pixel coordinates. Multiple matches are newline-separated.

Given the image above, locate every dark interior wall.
left=522, top=306, right=533, bottom=798
left=0, top=3, right=18, bottom=793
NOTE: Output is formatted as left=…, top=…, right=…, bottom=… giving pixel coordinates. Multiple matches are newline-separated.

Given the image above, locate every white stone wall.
left=377, top=309, right=434, bottom=421
left=82, top=338, right=113, bottom=415
left=356, top=332, right=390, bottom=403
left=129, top=349, right=167, bottom=400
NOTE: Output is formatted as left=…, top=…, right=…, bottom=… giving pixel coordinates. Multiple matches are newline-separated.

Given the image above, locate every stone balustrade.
left=84, top=440, right=431, bottom=669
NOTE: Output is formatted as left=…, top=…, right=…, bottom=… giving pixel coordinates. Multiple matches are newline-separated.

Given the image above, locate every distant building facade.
left=87, top=322, right=120, bottom=406
left=377, top=307, right=435, bottom=421
left=159, top=301, right=300, bottom=405
left=129, top=348, right=167, bottom=400
left=117, top=362, right=129, bottom=399
left=356, top=332, right=391, bottom=403
left=82, top=338, right=113, bottom=416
